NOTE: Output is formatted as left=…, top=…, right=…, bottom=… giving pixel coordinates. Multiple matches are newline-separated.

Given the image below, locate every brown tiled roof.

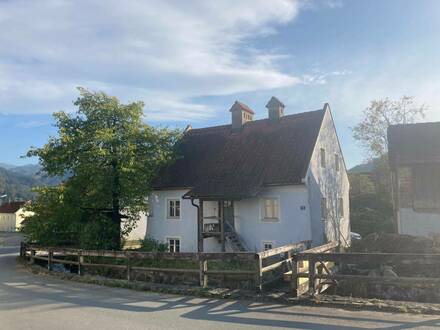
left=230, top=101, right=255, bottom=114
left=388, top=122, right=440, bottom=167
left=154, top=109, right=326, bottom=199
left=0, top=201, right=26, bottom=214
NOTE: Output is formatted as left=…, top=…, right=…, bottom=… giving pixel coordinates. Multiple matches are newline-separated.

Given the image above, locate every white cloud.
left=0, top=0, right=302, bottom=121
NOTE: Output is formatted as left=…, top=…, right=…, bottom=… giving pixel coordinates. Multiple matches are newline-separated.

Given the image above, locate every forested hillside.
left=0, top=164, right=62, bottom=201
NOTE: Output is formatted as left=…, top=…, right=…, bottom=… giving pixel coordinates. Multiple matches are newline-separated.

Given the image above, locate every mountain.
left=0, top=167, right=39, bottom=200
left=0, top=163, right=63, bottom=201
left=349, top=162, right=375, bottom=174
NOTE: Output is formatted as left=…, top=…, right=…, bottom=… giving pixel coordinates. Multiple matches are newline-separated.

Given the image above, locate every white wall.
left=146, top=185, right=311, bottom=252
left=306, top=107, right=351, bottom=247
left=234, top=185, right=311, bottom=252
left=146, top=189, right=198, bottom=252
left=0, top=213, right=16, bottom=232
left=398, top=208, right=440, bottom=237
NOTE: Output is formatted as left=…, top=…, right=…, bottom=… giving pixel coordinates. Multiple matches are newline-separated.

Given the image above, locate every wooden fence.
left=294, top=250, right=440, bottom=297
left=21, top=241, right=311, bottom=291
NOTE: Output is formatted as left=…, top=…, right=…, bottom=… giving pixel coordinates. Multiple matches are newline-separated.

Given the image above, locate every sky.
left=1, top=0, right=440, bottom=167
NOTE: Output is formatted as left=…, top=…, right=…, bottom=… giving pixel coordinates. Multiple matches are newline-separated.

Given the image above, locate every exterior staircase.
left=224, top=220, right=248, bottom=252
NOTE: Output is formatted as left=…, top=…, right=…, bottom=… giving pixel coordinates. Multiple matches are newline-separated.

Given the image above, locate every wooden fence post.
left=78, top=252, right=83, bottom=275
left=30, top=249, right=35, bottom=264
left=255, top=254, right=263, bottom=292
left=199, top=256, right=208, bottom=288
left=290, top=255, right=298, bottom=296
left=48, top=250, right=53, bottom=271
left=126, top=252, right=131, bottom=281
left=19, top=242, right=25, bottom=258
left=308, top=256, right=316, bottom=296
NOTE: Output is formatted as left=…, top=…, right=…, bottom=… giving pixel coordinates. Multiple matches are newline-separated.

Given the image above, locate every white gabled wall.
left=306, top=107, right=350, bottom=247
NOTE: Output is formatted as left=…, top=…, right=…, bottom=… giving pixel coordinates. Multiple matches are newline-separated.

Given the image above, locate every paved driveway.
left=1, top=233, right=439, bottom=330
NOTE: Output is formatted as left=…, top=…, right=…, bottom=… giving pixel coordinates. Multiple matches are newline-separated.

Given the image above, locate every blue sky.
left=1, top=0, right=439, bottom=167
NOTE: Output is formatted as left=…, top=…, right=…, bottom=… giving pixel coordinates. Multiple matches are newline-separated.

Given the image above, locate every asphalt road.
left=1, top=233, right=439, bottom=330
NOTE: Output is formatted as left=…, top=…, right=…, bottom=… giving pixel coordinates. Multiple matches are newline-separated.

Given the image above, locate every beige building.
left=0, top=201, right=28, bottom=232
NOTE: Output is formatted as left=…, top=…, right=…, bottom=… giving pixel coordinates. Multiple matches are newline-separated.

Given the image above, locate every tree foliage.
left=349, top=158, right=394, bottom=236
left=24, top=88, right=181, bottom=249
left=352, top=96, right=426, bottom=158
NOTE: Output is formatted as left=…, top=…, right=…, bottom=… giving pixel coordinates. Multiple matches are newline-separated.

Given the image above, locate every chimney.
left=266, top=96, right=285, bottom=122
left=229, top=101, right=254, bottom=131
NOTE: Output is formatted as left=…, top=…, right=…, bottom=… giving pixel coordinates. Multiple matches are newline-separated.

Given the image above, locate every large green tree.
left=26, top=88, right=181, bottom=249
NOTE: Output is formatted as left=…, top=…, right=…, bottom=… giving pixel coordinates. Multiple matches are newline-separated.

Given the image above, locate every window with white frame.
left=338, top=197, right=344, bottom=218
left=262, top=241, right=274, bottom=251
left=335, top=154, right=340, bottom=172
left=167, top=238, right=180, bottom=252
left=320, top=148, right=326, bottom=168
left=167, top=199, right=180, bottom=219
left=321, top=197, right=327, bottom=221
left=262, top=198, right=279, bottom=221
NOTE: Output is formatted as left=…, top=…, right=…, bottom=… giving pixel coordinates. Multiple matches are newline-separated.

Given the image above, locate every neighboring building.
left=388, top=122, right=440, bottom=237
left=0, top=201, right=27, bottom=232
left=139, top=98, right=350, bottom=252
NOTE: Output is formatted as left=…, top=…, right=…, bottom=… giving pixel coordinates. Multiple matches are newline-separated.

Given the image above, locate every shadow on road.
left=1, top=234, right=439, bottom=329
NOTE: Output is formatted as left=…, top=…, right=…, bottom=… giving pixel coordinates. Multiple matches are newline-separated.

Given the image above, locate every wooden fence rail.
left=294, top=250, right=440, bottom=296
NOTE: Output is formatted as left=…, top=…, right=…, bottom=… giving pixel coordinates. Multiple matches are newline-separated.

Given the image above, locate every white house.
left=0, top=201, right=28, bottom=232
left=388, top=122, right=440, bottom=237
left=137, top=98, right=350, bottom=252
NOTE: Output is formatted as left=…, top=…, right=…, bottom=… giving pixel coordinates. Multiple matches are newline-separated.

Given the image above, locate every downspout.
left=190, top=198, right=202, bottom=252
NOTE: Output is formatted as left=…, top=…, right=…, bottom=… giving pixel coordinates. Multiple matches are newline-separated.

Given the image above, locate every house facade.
left=138, top=98, right=350, bottom=252
left=388, top=122, right=440, bottom=237
left=0, top=201, right=27, bottom=232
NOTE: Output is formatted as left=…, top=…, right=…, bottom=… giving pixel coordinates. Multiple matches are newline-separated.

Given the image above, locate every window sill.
left=262, top=218, right=280, bottom=223
left=166, top=217, right=181, bottom=220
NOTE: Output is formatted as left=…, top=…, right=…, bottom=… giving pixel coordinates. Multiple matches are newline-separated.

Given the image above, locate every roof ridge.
left=188, top=109, right=324, bottom=134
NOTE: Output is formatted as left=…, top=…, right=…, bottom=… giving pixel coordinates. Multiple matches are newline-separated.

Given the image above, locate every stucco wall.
left=234, top=185, right=311, bottom=252
left=0, top=213, right=16, bottom=232
left=398, top=208, right=440, bottom=237
left=306, top=107, right=350, bottom=247
left=146, top=189, right=198, bottom=252
left=146, top=185, right=311, bottom=252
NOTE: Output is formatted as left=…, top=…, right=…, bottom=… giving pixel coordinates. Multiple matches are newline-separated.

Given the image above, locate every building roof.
left=0, top=201, right=26, bottom=214
left=154, top=108, right=326, bottom=199
left=229, top=101, right=255, bottom=115
left=388, top=121, right=440, bottom=168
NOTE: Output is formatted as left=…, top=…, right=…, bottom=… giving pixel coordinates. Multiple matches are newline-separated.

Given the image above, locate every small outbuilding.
left=388, top=121, right=440, bottom=237
left=0, top=201, right=27, bottom=232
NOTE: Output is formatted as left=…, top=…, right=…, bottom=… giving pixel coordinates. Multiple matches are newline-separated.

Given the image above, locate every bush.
left=138, top=236, right=168, bottom=252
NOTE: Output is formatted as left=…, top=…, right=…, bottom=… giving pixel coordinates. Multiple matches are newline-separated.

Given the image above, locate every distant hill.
left=349, top=162, right=375, bottom=174
left=0, top=163, right=63, bottom=201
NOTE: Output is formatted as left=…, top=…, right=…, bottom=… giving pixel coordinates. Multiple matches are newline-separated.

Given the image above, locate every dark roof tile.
left=0, top=201, right=26, bottom=214
left=155, top=109, right=325, bottom=199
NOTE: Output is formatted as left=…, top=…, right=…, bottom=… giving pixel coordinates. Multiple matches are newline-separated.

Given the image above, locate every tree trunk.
left=111, top=159, right=122, bottom=249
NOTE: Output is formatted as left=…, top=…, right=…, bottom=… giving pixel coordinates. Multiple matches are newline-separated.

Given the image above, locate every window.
left=263, top=198, right=279, bottom=221
left=321, top=198, right=327, bottom=221
left=262, top=241, right=274, bottom=251
left=167, top=199, right=180, bottom=219
left=338, top=197, right=344, bottom=218
left=167, top=238, right=180, bottom=252
left=335, top=154, right=340, bottom=172
left=320, top=148, right=326, bottom=168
